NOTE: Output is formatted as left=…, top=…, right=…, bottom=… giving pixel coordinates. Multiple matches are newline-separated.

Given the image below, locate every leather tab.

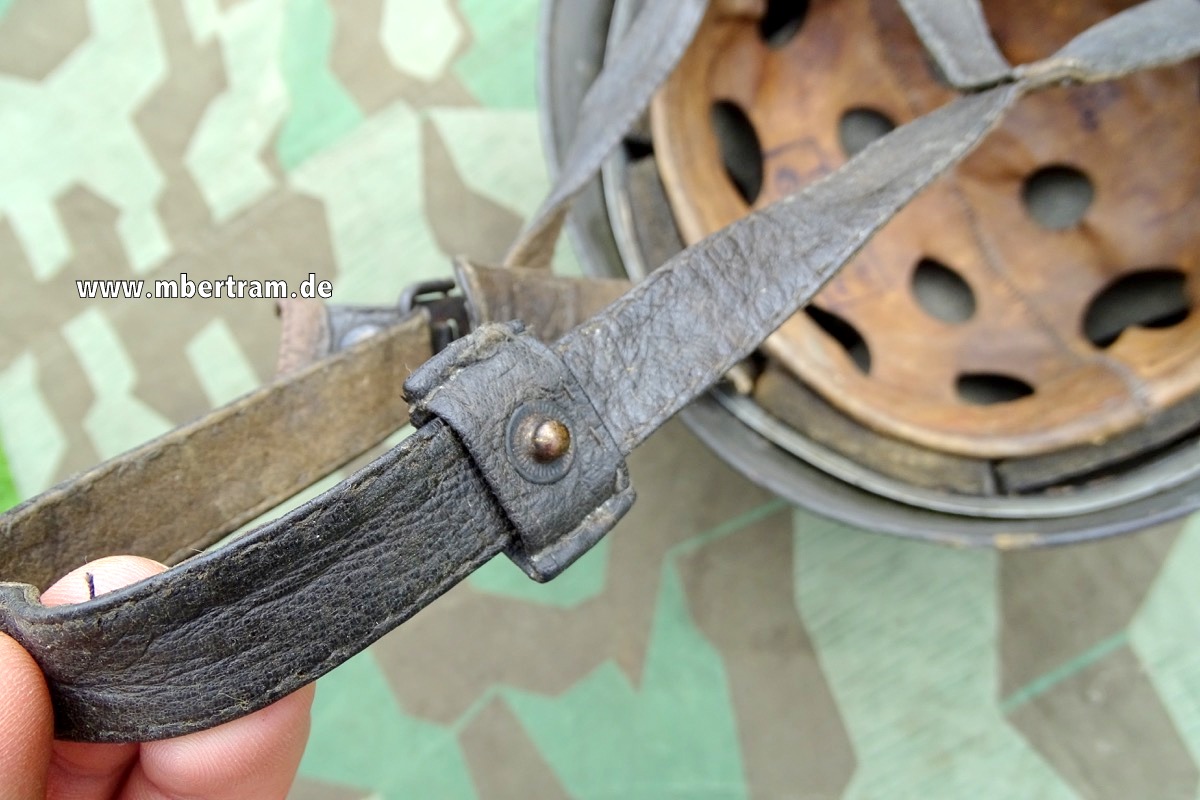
left=405, top=322, right=634, bottom=581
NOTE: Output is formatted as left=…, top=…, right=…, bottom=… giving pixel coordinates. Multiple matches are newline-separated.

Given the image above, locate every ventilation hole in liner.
left=912, top=258, right=977, bottom=324
left=838, top=107, right=896, bottom=159
left=804, top=305, right=871, bottom=374
left=711, top=100, right=764, bottom=205
left=956, top=373, right=1034, bottom=406
left=759, top=0, right=809, bottom=48
left=1083, top=267, right=1190, bottom=348
left=1021, top=165, right=1094, bottom=229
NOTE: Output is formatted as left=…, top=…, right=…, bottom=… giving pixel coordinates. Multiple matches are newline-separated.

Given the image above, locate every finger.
left=42, top=556, right=165, bottom=800
left=122, top=682, right=315, bottom=800
left=0, top=633, right=53, bottom=799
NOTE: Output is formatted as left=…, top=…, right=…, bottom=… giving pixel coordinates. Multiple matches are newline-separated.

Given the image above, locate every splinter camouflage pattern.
left=0, top=1, right=1198, bottom=798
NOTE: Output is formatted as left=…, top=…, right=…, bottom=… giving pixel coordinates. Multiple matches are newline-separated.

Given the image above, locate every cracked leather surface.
left=0, top=269, right=644, bottom=742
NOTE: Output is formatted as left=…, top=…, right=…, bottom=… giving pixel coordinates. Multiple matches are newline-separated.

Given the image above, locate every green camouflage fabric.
left=1, top=2, right=1198, bottom=797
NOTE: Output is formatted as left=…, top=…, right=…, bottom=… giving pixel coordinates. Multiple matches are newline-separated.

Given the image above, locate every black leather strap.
left=0, top=276, right=621, bottom=742
left=554, top=84, right=1022, bottom=454
left=1, top=419, right=513, bottom=742
left=901, top=0, right=1200, bottom=89
left=503, top=0, right=708, bottom=268
left=1, top=0, right=1198, bottom=744
left=1014, top=0, right=1200, bottom=85
left=897, top=0, right=1012, bottom=89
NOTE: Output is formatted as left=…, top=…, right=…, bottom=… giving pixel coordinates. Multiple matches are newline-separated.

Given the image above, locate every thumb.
left=40, top=556, right=166, bottom=800
left=0, top=633, right=52, bottom=798
left=0, top=557, right=161, bottom=797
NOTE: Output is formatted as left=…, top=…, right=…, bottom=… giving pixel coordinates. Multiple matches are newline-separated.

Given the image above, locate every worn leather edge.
left=275, top=298, right=333, bottom=375
left=0, top=311, right=432, bottom=591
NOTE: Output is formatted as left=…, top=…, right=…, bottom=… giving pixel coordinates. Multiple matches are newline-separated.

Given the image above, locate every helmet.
left=539, top=0, right=1200, bottom=545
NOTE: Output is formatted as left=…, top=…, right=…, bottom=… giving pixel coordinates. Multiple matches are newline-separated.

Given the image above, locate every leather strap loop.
left=454, top=260, right=631, bottom=343
left=405, top=322, right=634, bottom=580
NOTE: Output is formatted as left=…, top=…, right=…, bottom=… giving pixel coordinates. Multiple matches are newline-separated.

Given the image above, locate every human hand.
left=0, top=556, right=314, bottom=799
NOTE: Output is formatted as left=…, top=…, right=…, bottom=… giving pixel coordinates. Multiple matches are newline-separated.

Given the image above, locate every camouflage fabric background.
left=1, top=1, right=1198, bottom=797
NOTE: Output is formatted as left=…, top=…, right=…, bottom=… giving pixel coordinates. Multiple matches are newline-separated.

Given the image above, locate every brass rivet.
left=530, top=418, right=571, bottom=463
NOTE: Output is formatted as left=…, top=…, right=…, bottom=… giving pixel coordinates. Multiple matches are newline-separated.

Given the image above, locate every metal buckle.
left=398, top=279, right=471, bottom=354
